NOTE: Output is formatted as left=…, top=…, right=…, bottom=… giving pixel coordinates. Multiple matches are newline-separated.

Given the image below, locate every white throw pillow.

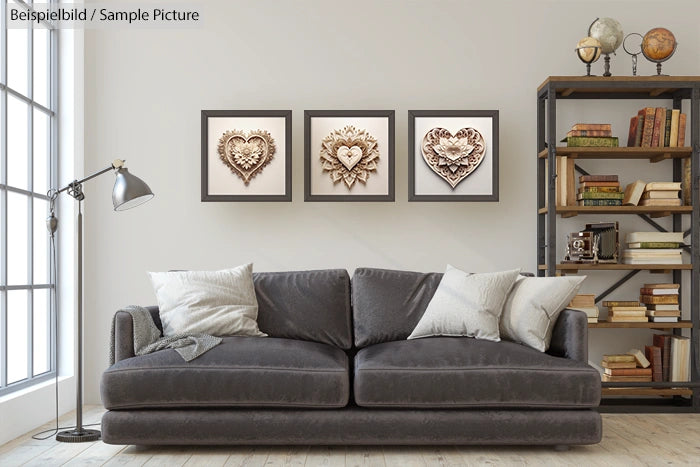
left=148, top=263, right=267, bottom=337
left=407, top=265, right=521, bottom=342
left=499, top=275, right=586, bottom=352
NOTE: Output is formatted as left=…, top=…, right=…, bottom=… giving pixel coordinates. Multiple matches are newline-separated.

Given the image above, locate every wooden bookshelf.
left=538, top=146, right=691, bottom=161
left=589, top=320, right=692, bottom=329
left=538, top=205, right=691, bottom=218
left=538, top=264, right=692, bottom=273
left=602, top=387, right=693, bottom=397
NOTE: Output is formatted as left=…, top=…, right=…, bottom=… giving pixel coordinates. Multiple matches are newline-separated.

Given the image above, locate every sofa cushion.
left=352, top=268, right=443, bottom=347
left=255, top=269, right=352, bottom=349
left=354, top=337, right=600, bottom=409
left=101, top=337, right=349, bottom=409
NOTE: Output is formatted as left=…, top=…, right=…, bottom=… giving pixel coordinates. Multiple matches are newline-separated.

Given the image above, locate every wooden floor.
left=1, top=406, right=699, bottom=466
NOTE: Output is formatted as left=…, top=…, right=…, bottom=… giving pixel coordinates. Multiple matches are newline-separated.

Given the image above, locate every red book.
left=571, top=123, right=611, bottom=131
left=640, top=107, right=656, bottom=147
left=651, top=107, right=665, bottom=147
left=653, top=334, right=672, bottom=381
left=627, top=116, right=639, bottom=147
left=645, top=345, right=663, bottom=382
left=567, top=129, right=613, bottom=137
left=634, top=109, right=645, bottom=147
left=678, top=113, right=687, bottom=146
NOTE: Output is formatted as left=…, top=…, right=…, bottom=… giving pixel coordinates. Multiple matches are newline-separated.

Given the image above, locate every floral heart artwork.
left=217, top=129, right=276, bottom=185
left=421, top=127, right=486, bottom=188
left=320, top=126, right=379, bottom=189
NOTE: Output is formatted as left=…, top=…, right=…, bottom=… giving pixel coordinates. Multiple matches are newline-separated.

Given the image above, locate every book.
left=572, top=123, right=611, bottom=131
left=566, top=129, right=613, bottom=138
left=646, top=310, right=681, bottom=317
left=645, top=345, right=663, bottom=382
left=640, top=295, right=679, bottom=304
left=640, top=107, right=656, bottom=147
left=622, top=180, right=646, bottom=206
left=602, top=374, right=652, bottom=382
left=639, top=198, right=682, bottom=206
left=670, top=335, right=690, bottom=382
left=587, top=317, right=598, bottom=323
left=569, top=306, right=600, bottom=318
left=568, top=294, right=596, bottom=307
left=577, top=199, right=622, bottom=206
left=651, top=107, right=665, bottom=147
left=627, top=115, right=639, bottom=147
left=649, top=316, right=679, bottom=323
left=634, top=110, right=645, bottom=147
left=565, top=136, right=619, bottom=147
left=626, top=232, right=684, bottom=243
left=607, top=316, right=648, bottom=322
left=606, top=306, right=647, bottom=312
left=579, top=181, right=621, bottom=188
left=580, top=175, right=618, bottom=183
left=623, top=257, right=683, bottom=265
left=603, top=368, right=652, bottom=376
left=643, top=283, right=680, bottom=289
left=645, top=182, right=682, bottom=191
left=669, top=109, right=680, bottom=147
left=623, top=249, right=683, bottom=255
left=602, top=354, right=635, bottom=363
left=641, top=190, right=680, bottom=199
left=678, top=113, right=687, bottom=146
left=683, top=157, right=691, bottom=205
left=639, top=288, right=679, bottom=295
left=663, top=108, right=672, bottom=147
left=627, top=242, right=680, bottom=249
left=653, top=334, right=672, bottom=381
left=602, top=301, right=639, bottom=307
left=646, top=304, right=680, bottom=311
left=576, top=192, right=624, bottom=200
left=601, top=360, right=637, bottom=369
left=627, top=348, right=651, bottom=368
left=581, top=186, right=624, bottom=193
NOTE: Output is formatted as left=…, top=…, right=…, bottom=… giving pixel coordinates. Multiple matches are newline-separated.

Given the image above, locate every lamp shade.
left=112, top=167, right=154, bottom=211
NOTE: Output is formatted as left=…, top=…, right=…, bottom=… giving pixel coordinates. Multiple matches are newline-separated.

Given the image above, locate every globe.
left=588, top=17, right=624, bottom=54
left=576, top=37, right=602, bottom=63
left=642, top=28, right=676, bottom=61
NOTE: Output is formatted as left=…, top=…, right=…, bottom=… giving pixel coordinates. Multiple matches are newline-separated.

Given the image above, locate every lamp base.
left=56, top=428, right=101, bottom=442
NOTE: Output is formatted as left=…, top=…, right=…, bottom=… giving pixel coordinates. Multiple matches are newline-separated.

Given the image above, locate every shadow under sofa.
left=101, top=268, right=602, bottom=446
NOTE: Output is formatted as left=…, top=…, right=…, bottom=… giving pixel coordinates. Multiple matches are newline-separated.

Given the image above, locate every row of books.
left=572, top=175, right=683, bottom=208
left=627, top=107, right=687, bottom=148
left=622, top=180, right=682, bottom=207
left=600, top=335, right=690, bottom=383
left=576, top=174, right=622, bottom=206
left=568, top=294, right=598, bottom=323
left=622, top=232, right=685, bottom=265
left=561, top=123, right=618, bottom=147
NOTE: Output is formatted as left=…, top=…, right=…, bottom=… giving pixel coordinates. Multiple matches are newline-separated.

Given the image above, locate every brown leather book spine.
left=651, top=107, right=665, bottom=147
left=640, top=107, right=656, bottom=147
left=627, top=116, right=639, bottom=147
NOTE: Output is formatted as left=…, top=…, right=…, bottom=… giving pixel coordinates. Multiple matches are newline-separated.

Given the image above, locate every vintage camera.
left=564, top=222, right=619, bottom=264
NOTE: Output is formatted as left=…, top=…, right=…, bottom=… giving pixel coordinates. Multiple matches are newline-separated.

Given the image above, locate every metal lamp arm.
left=54, top=159, right=126, bottom=199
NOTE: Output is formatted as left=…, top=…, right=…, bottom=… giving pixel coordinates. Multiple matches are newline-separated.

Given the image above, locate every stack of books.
left=640, top=182, right=682, bottom=207
left=563, top=123, right=618, bottom=147
left=640, top=283, right=680, bottom=323
left=622, top=231, right=685, bottom=264
left=603, top=300, right=647, bottom=323
left=627, top=107, right=687, bottom=148
left=601, top=351, right=651, bottom=382
left=567, top=294, right=599, bottom=323
left=651, top=334, right=690, bottom=382
left=577, top=175, right=623, bottom=206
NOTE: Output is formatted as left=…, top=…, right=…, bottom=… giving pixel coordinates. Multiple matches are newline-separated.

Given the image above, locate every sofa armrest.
left=112, top=306, right=161, bottom=363
left=547, top=309, right=588, bottom=363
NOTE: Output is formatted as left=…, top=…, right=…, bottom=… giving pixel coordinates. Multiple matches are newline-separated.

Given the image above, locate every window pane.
left=7, top=95, right=29, bottom=190
left=33, top=110, right=50, bottom=195
left=7, top=192, right=29, bottom=285
left=7, top=290, right=29, bottom=384
left=33, top=289, right=50, bottom=375
left=33, top=26, right=49, bottom=108
left=7, top=28, right=29, bottom=96
left=34, top=198, right=49, bottom=283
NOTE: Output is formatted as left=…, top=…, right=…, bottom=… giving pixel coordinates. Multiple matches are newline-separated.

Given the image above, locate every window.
left=1, top=0, right=57, bottom=395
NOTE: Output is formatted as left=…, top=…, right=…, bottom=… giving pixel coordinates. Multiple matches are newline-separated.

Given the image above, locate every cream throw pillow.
left=148, top=263, right=266, bottom=337
left=407, top=265, right=521, bottom=342
left=499, top=275, right=585, bottom=352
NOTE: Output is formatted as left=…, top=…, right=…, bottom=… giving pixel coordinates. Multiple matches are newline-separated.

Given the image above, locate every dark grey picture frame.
left=201, top=110, right=292, bottom=202
left=408, top=110, right=499, bottom=202
left=304, top=110, right=395, bottom=202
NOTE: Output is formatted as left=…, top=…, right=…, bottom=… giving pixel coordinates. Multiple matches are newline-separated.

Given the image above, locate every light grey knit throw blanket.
left=109, top=305, right=222, bottom=365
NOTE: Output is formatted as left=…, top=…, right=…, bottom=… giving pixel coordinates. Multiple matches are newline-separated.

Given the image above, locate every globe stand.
left=575, top=45, right=600, bottom=77
left=602, top=54, right=612, bottom=77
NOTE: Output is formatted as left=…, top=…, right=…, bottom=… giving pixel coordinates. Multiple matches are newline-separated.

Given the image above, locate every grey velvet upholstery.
left=102, top=337, right=349, bottom=409
left=254, top=270, right=352, bottom=349
left=355, top=337, right=600, bottom=408
left=352, top=268, right=443, bottom=347
left=547, top=308, right=589, bottom=363
left=101, top=408, right=602, bottom=445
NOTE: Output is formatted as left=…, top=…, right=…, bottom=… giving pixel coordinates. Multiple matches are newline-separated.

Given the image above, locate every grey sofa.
left=101, top=268, right=602, bottom=446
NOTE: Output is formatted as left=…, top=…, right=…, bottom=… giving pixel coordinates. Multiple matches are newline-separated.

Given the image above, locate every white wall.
left=82, top=0, right=700, bottom=403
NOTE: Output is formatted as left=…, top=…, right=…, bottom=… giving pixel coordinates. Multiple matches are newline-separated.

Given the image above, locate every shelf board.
left=538, top=76, right=700, bottom=97
left=539, top=264, right=692, bottom=273
left=602, top=387, right=693, bottom=397
left=538, top=205, right=691, bottom=218
left=589, top=320, right=692, bottom=329
left=538, top=146, right=691, bottom=161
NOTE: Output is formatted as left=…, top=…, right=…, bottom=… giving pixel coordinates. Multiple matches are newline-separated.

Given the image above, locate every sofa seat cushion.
left=354, top=337, right=600, bottom=409
left=102, top=337, right=349, bottom=409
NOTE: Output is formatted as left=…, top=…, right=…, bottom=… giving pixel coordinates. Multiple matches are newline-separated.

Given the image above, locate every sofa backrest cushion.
left=352, top=268, right=442, bottom=348
left=254, top=269, right=353, bottom=349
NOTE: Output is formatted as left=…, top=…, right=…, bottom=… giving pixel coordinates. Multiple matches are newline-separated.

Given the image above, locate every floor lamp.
left=48, top=159, right=153, bottom=442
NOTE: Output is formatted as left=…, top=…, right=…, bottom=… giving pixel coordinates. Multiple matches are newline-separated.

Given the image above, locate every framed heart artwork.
left=408, top=110, right=499, bottom=202
left=304, top=110, right=395, bottom=202
left=201, top=110, right=292, bottom=201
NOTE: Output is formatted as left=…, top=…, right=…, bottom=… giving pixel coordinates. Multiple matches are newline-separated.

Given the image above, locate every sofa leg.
left=554, top=444, right=569, bottom=452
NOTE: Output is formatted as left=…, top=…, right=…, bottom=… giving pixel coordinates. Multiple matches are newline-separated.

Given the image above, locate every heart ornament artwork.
left=320, top=126, right=379, bottom=189
left=217, top=129, right=276, bottom=185
left=421, top=127, right=486, bottom=188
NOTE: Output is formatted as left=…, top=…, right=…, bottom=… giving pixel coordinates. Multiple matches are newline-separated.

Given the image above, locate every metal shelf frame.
left=536, top=76, right=700, bottom=412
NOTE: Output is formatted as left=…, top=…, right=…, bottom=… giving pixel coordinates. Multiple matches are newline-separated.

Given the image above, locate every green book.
left=577, top=199, right=623, bottom=206
left=564, top=136, right=619, bottom=147
left=577, top=192, right=624, bottom=200
left=664, top=108, right=672, bottom=147
left=627, top=242, right=681, bottom=249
